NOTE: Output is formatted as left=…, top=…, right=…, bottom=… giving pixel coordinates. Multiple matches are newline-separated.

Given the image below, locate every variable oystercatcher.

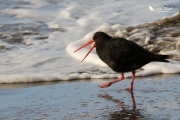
left=74, top=32, right=169, bottom=91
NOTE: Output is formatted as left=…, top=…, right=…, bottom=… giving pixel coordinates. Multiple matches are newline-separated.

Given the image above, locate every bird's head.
left=93, top=32, right=111, bottom=43
left=73, top=32, right=111, bottom=62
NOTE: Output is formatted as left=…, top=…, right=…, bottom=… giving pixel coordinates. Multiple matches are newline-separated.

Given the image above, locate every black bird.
left=74, top=32, right=169, bottom=91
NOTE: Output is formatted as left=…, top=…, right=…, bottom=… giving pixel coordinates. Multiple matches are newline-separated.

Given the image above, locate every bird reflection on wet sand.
left=98, top=91, right=144, bottom=120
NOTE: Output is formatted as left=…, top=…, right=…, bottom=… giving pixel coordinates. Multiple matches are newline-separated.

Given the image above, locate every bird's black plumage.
left=74, top=31, right=169, bottom=91
left=93, top=32, right=169, bottom=73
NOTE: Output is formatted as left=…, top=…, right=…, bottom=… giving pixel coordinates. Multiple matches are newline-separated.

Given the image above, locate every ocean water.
left=0, top=0, right=180, bottom=83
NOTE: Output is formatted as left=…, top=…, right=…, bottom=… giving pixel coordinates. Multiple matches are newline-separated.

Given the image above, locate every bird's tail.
left=154, top=55, right=169, bottom=62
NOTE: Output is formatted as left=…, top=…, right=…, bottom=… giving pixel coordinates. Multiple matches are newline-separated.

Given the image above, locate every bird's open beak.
left=73, top=40, right=96, bottom=62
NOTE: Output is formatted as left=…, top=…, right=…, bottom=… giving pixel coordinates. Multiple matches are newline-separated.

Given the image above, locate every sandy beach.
left=0, top=74, right=180, bottom=120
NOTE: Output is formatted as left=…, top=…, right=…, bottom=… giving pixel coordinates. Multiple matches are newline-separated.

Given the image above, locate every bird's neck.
left=96, top=40, right=107, bottom=52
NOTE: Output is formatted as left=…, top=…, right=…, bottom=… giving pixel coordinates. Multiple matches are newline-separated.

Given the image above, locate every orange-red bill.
left=73, top=40, right=96, bottom=62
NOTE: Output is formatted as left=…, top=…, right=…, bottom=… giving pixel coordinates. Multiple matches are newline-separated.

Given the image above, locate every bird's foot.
left=99, top=82, right=112, bottom=88
left=126, top=87, right=133, bottom=91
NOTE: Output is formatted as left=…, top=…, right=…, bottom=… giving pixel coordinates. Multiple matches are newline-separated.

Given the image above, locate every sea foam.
left=0, top=0, right=180, bottom=83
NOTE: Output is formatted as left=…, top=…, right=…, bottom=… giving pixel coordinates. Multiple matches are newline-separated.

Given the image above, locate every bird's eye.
left=95, top=36, right=100, bottom=39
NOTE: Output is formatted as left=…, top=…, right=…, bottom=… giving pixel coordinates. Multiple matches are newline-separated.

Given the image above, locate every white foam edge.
left=1, top=59, right=180, bottom=84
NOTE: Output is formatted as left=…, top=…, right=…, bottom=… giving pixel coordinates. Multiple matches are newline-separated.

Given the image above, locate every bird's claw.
left=99, top=82, right=112, bottom=88
left=126, top=87, right=133, bottom=91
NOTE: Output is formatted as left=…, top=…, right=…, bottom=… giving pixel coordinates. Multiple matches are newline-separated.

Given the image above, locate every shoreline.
left=0, top=74, right=180, bottom=120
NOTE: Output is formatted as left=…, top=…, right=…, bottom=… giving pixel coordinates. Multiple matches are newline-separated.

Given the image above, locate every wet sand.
left=0, top=74, right=180, bottom=120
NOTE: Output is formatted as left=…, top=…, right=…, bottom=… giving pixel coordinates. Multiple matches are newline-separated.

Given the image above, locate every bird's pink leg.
left=126, top=71, right=135, bottom=91
left=99, top=73, right=125, bottom=88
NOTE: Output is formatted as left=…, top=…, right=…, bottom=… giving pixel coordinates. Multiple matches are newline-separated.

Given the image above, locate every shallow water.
left=0, top=74, right=180, bottom=120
